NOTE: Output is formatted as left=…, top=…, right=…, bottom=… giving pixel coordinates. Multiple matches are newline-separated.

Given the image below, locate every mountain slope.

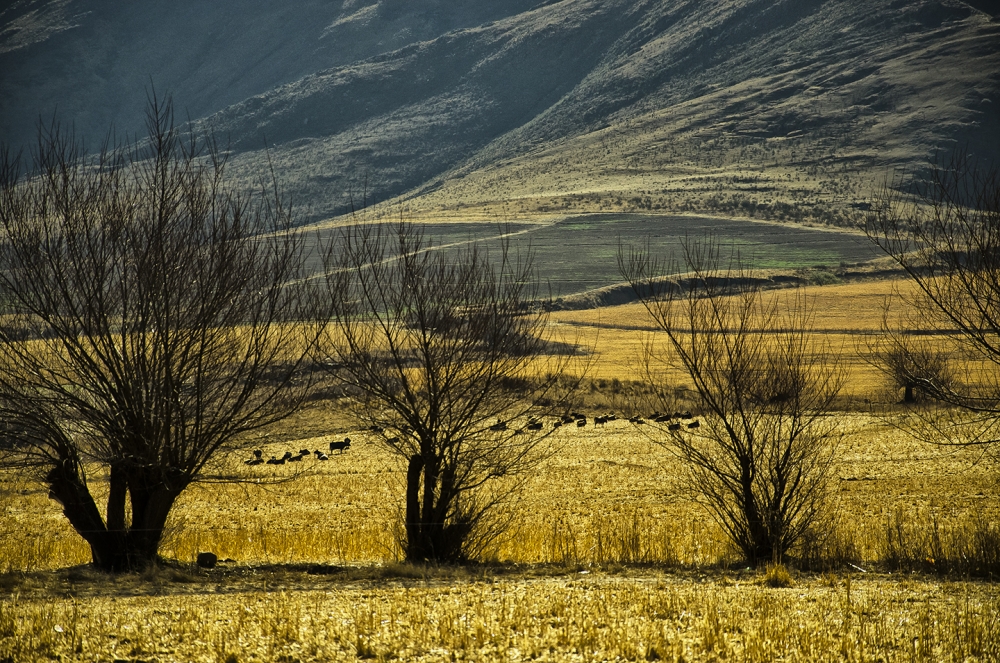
left=3, top=0, right=998, bottom=225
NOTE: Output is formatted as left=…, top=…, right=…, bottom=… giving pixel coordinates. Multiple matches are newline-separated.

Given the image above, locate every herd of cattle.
left=243, top=437, right=352, bottom=465
left=242, top=411, right=701, bottom=467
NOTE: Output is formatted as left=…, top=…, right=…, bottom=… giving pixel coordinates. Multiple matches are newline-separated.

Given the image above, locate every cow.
left=330, top=438, right=352, bottom=453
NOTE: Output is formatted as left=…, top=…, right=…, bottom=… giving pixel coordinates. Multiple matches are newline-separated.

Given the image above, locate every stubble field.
left=1, top=276, right=998, bottom=662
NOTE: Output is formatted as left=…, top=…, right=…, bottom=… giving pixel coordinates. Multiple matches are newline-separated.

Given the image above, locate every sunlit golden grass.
left=547, top=277, right=969, bottom=399
left=2, top=275, right=999, bottom=661
left=2, top=569, right=997, bottom=662
left=3, top=411, right=995, bottom=573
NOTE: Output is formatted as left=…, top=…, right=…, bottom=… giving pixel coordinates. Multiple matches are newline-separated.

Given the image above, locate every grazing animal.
left=266, top=456, right=283, bottom=465
left=253, top=449, right=263, bottom=459
left=668, top=423, right=681, bottom=431
left=594, top=416, right=607, bottom=426
left=576, top=418, right=587, bottom=428
left=553, top=421, right=562, bottom=428
left=681, top=411, right=693, bottom=420
left=527, top=420, right=543, bottom=431
left=330, top=438, right=351, bottom=453
left=687, top=420, right=700, bottom=429
left=317, top=453, right=329, bottom=460
left=561, top=415, right=575, bottom=424
left=655, top=414, right=671, bottom=423
left=244, top=457, right=263, bottom=466
left=489, top=420, right=508, bottom=432
left=299, top=448, right=310, bottom=456
left=288, top=453, right=303, bottom=462
left=629, top=416, right=646, bottom=425
left=281, top=451, right=293, bottom=461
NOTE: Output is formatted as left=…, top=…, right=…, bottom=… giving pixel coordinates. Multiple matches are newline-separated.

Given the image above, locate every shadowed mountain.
left=3, top=0, right=998, bottom=224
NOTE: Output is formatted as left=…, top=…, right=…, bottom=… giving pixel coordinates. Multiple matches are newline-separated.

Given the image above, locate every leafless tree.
left=620, top=240, right=844, bottom=565
left=864, top=154, right=1000, bottom=462
left=320, top=220, right=571, bottom=562
left=0, top=94, right=321, bottom=571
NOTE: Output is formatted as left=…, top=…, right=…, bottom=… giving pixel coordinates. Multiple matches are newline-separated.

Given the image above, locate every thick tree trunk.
left=46, top=457, right=184, bottom=572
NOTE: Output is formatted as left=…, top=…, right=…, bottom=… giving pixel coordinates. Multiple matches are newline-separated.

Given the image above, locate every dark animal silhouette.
left=654, top=414, right=671, bottom=423
left=489, top=420, right=508, bottom=432
left=687, top=420, right=700, bottom=429
left=576, top=418, right=587, bottom=428
left=253, top=449, right=263, bottom=459
left=668, top=423, right=681, bottom=431
left=196, top=552, right=218, bottom=569
left=527, top=420, right=543, bottom=431
left=330, top=438, right=351, bottom=453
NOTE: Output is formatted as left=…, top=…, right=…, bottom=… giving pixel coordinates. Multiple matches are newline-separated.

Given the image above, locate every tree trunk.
left=46, top=457, right=183, bottom=572
left=739, top=459, right=772, bottom=566
left=404, top=454, right=425, bottom=561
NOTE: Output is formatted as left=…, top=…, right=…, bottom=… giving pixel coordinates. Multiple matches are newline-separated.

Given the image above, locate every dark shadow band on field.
left=548, top=265, right=906, bottom=311
left=4, top=557, right=995, bottom=601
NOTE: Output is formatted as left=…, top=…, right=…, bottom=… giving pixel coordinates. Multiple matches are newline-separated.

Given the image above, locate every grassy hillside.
left=3, top=0, right=998, bottom=225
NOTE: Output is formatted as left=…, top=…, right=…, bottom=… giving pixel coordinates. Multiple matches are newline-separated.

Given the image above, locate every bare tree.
left=620, top=240, right=844, bottom=565
left=864, top=154, right=1000, bottom=461
left=0, top=94, right=321, bottom=571
left=320, top=221, right=569, bottom=563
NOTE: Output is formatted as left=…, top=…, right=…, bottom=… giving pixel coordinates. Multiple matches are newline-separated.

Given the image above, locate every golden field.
left=2, top=275, right=998, bottom=661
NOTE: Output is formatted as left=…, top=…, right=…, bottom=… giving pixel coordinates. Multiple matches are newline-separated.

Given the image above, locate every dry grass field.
left=2, top=275, right=998, bottom=661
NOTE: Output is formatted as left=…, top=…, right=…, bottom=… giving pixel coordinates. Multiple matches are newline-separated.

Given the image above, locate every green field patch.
left=307, top=215, right=877, bottom=297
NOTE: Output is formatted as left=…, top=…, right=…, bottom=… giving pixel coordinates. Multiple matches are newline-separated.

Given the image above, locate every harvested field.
left=2, top=277, right=998, bottom=662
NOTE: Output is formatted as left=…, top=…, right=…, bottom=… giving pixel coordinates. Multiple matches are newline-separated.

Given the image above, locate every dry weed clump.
left=1, top=572, right=997, bottom=662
